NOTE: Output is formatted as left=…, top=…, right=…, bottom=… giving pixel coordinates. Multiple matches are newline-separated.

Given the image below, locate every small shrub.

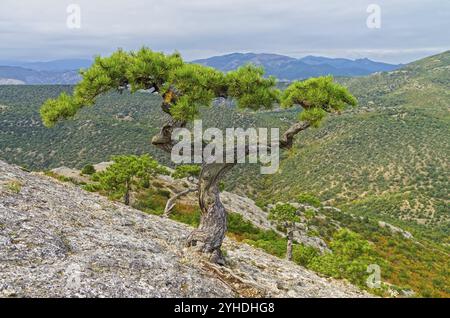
left=82, top=183, right=101, bottom=192
left=308, top=229, right=382, bottom=287
left=81, top=164, right=96, bottom=175
left=156, top=188, right=171, bottom=198
left=292, top=244, right=320, bottom=267
left=297, top=193, right=321, bottom=207
left=6, top=180, right=22, bottom=193
left=228, top=213, right=260, bottom=235
left=304, top=208, right=316, bottom=219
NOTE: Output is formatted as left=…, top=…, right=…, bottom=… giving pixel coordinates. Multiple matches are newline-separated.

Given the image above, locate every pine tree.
left=93, top=154, right=166, bottom=205
left=268, top=203, right=300, bottom=261
left=81, top=164, right=96, bottom=175
left=40, top=48, right=356, bottom=264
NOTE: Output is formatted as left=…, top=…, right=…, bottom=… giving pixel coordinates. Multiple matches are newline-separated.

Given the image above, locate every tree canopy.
left=268, top=203, right=300, bottom=227
left=281, top=76, right=357, bottom=127
left=40, top=47, right=356, bottom=128
left=297, top=193, right=321, bottom=208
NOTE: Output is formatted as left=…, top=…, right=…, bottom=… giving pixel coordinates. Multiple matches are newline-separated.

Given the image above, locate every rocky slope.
left=0, top=160, right=368, bottom=298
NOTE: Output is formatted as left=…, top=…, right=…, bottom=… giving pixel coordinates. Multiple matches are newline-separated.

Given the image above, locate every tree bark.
left=280, top=121, right=310, bottom=149
left=124, top=180, right=130, bottom=206
left=286, top=228, right=294, bottom=261
left=186, top=162, right=235, bottom=265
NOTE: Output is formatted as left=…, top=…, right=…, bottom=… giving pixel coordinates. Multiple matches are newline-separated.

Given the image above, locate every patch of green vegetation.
left=297, top=193, right=321, bottom=207
left=81, top=164, right=96, bottom=175
left=44, top=171, right=84, bottom=185
left=6, top=180, right=22, bottom=193
left=254, top=52, right=450, bottom=240
left=309, top=207, right=450, bottom=297
left=308, top=229, right=385, bottom=289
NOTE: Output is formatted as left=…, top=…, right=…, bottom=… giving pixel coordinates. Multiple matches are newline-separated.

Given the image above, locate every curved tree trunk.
left=186, top=162, right=235, bottom=265
left=153, top=117, right=236, bottom=264
left=163, top=187, right=197, bottom=217
left=182, top=121, right=311, bottom=264
left=151, top=91, right=312, bottom=264
left=280, top=121, right=310, bottom=149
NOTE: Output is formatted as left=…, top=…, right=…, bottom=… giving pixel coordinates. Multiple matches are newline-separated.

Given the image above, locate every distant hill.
left=0, top=78, right=25, bottom=85
left=193, top=53, right=402, bottom=79
left=0, top=66, right=80, bottom=85
left=0, top=59, right=92, bottom=72
left=0, top=59, right=91, bottom=85
left=17, top=59, right=92, bottom=72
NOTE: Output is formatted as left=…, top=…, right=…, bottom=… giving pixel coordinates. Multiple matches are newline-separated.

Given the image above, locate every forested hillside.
left=255, top=51, right=449, bottom=242
left=0, top=85, right=284, bottom=169
left=0, top=52, right=448, bottom=240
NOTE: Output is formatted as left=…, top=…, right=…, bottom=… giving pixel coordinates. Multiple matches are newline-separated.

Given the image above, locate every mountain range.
left=0, top=66, right=81, bottom=85
left=0, top=59, right=91, bottom=85
left=0, top=54, right=401, bottom=84
left=0, top=59, right=92, bottom=72
left=193, top=53, right=402, bottom=79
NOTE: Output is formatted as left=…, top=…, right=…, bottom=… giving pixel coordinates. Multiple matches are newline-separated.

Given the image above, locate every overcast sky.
left=1, top=0, right=449, bottom=63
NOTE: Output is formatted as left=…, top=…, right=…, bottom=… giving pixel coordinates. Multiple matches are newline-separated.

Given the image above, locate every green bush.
left=244, top=238, right=287, bottom=258
left=6, top=180, right=22, bottom=193
left=297, top=193, right=321, bottom=207
left=308, top=229, right=381, bottom=287
left=292, top=244, right=319, bottom=267
left=81, top=164, right=96, bottom=175
left=227, top=213, right=260, bottom=235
